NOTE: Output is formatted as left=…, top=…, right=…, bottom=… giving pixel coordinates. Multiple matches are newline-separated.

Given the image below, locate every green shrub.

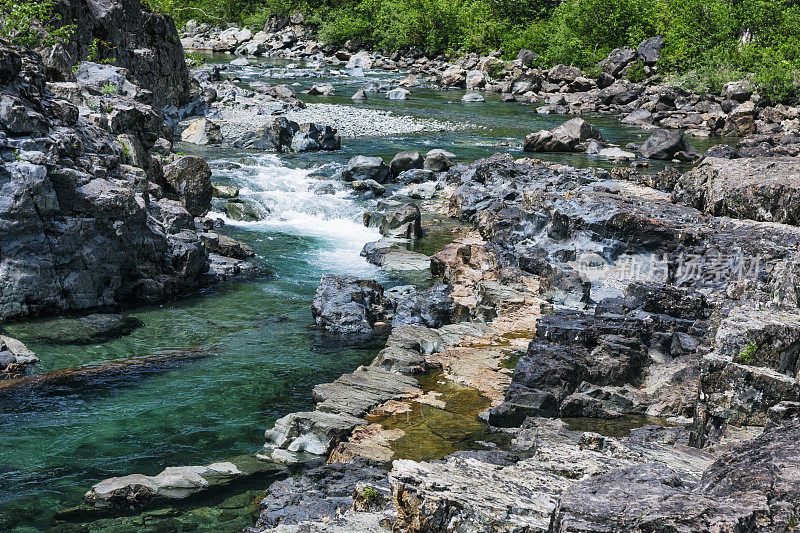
left=0, top=0, right=74, bottom=48
left=625, top=59, right=648, bottom=82
left=101, top=82, right=118, bottom=95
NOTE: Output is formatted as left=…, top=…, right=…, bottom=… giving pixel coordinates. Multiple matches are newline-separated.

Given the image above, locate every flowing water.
left=0, top=56, right=731, bottom=532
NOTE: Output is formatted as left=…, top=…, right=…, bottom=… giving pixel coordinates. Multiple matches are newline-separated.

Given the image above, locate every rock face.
left=163, top=155, right=213, bottom=216
left=524, top=118, right=605, bottom=153
left=311, top=275, right=389, bottom=335
left=0, top=41, right=250, bottom=320
left=50, top=0, right=190, bottom=107
left=673, top=157, right=800, bottom=225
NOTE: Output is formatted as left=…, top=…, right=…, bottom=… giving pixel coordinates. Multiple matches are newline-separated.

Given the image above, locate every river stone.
left=0, top=335, right=38, bottom=376
left=423, top=149, right=456, bottom=172
left=378, top=204, right=423, bottom=239
left=229, top=57, right=249, bottom=66
left=212, top=184, right=239, bottom=199
left=524, top=117, right=605, bottom=153
left=351, top=88, right=367, bottom=100
left=398, top=168, right=436, bottom=184
left=351, top=179, right=386, bottom=196
left=465, top=71, right=486, bottom=89
left=639, top=129, right=699, bottom=161
left=461, top=93, right=485, bottom=102
left=180, top=118, right=222, bottom=145
left=308, top=82, right=334, bottom=96
left=342, top=156, right=391, bottom=184
left=390, top=151, right=423, bottom=177
left=225, top=199, right=263, bottom=221
left=673, top=156, right=800, bottom=224
left=163, top=155, right=213, bottom=217
left=311, top=274, right=388, bottom=335
left=386, top=88, right=409, bottom=100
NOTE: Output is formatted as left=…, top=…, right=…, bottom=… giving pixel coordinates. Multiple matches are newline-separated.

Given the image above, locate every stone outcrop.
left=0, top=41, right=251, bottom=320
left=673, top=156, right=800, bottom=225
left=50, top=0, right=190, bottom=108
left=311, top=275, right=390, bottom=335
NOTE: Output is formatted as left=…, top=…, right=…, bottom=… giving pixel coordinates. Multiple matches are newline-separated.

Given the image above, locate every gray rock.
left=722, top=80, right=754, bottom=103
left=163, top=155, right=213, bottom=217
left=639, top=129, right=699, bottom=160
left=308, top=82, right=334, bottom=96
left=225, top=199, right=264, bottom=221
left=423, top=149, right=455, bottom=172
left=598, top=46, right=637, bottom=78
left=311, top=274, right=388, bottom=335
left=637, top=36, right=664, bottom=65
left=386, top=88, right=409, bottom=100
left=673, top=157, right=800, bottom=224
left=378, top=204, right=423, bottom=239
left=516, top=48, right=537, bottom=66
left=461, top=93, right=485, bottom=102
left=524, top=118, right=605, bottom=153
left=390, top=151, right=423, bottom=177
left=342, top=156, right=391, bottom=184
left=180, top=117, right=222, bottom=145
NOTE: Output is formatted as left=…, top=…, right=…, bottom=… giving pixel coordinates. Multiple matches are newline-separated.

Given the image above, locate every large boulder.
left=390, top=151, right=423, bottom=177
left=637, top=36, right=664, bottom=65
left=524, top=118, right=605, bottom=153
left=639, top=129, right=699, bottom=161
left=673, top=157, right=800, bottom=224
left=378, top=204, right=423, bottom=239
left=598, top=46, right=637, bottom=78
left=311, top=274, right=388, bottom=335
left=234, top=118, right=340, bottom=152
left=163, top=155, right=213, bottom=217
left=342, top=156, right=391, bottom=184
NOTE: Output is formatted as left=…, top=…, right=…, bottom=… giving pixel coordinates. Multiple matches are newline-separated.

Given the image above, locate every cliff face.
left=46, top=0, right=190, bottom=108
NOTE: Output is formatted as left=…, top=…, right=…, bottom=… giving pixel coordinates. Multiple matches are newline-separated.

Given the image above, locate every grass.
left=736, top=342, right=758, bottom=365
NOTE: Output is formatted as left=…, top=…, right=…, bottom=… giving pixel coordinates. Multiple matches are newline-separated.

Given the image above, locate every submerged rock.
left=13, top=314, right=144, bottom=345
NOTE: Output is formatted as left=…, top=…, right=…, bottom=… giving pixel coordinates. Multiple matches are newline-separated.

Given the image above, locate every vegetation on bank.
left=144, top=0, right=799, bottom=102
left=1, top=0, right=798, bottom=102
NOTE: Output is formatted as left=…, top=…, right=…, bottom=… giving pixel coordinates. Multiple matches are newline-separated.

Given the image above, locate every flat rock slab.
left=674, top=157, right=800, bottom=225
left=312, top=366, right=421, bottom=418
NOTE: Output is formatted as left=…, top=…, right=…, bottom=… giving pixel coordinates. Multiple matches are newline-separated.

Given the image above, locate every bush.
left=0, top=0, right=74, bottom=48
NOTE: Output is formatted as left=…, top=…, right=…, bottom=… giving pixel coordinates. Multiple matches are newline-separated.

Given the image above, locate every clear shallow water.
left=0, top=56, right=732, bottom=531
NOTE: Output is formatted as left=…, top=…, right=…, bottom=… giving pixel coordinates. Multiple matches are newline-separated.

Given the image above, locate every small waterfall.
left=210, top=154, right=382, bottom=276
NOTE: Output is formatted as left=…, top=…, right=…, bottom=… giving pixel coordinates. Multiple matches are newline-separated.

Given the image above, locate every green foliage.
left=101, top=82, right=118, bottom=96
left=736, top=342, right=758, bottom=365
left=362, top=486, right=380, bottom=500
left=0, top=0, right=74, bottom=48
left=185, top=51, right=207, bottom=68
left=142, top=0, right=800, bottom=99
left=87, top=38, right=117, bottom=65
left=625, top=59, right=648, bottom=82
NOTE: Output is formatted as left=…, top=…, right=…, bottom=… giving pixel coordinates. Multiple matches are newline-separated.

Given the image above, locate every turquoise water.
left=0, top=56, right=732, bottom=531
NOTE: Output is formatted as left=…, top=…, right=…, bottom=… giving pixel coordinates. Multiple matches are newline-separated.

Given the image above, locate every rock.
left=311, top=274, right=388, bottom=335
left=390, top=151, right=424, bottom=177
left=516, top=48, right=537, bottom=66
left=52, top=0, right=190, bottom=107
left=386, top=88, right=409, bottom=100
left=461, top=93, right=485, bottom=102
left=0, top=335, right=38, bottom=377
left=229, top=57, right=249, bottom=66
left=637, top=36, right=664, bottom=65
left=233, top=118, right=340, bottom=153
left=397, top=168, right=436, bottom=184
left=200, top=232, right=255, bottom=260
left=351, top=88, right=367, bottom=100
left=180, top=117, right=222, bottom=145
left=440, top=67, right=466, bottom=88
left=346, top=52, right=373, bottom=70
left=308, top=82, right=334, bottom=96
left=621, top=108, right=653, bottom=126
left=406, top=181, right=438, bottom=199
left=423, top=149, right=455, bottom=172
left=548, top=64, right=582, bottom=83
left=722, top=80, right=754, bottom=103
left=85, top=462, right=243, bottom=508
left=524, top=118, right=605, bottom=153
left=722, top=101, right=757, bottom=136
left=212, top=184, right=239, bottom=199
left=397, top=74, right=420, bottom=88
left=342, top=156, right=391, bottom=184
left=392, top=283, right=453, bottom=328
left=163, top=155, right=213, bottom=217
left=251, top=459, right=389, bottom=530
left=351, top=179, right=386, bottom=196
left=598, top=46, right=637, bottom=78
left=465, top=70, right=486, bottom=89
left=379, top=204, right=423, bottom=239
left=673, top=157, right=800, bottom=224
left=639, top=129, right=699, bottom=160
left=364, top=246, right=430, bottom=273
left=597, top=147, right=636, bottom=160
left=0, top=95, right=49, bottom=134
left=225, top=199, right=263, bottom=221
